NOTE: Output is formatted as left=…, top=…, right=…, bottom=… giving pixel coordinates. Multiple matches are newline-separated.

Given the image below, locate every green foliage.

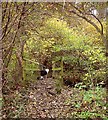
left=83, top=87, right=106, bottom=103
left=76, top=111, right=108, bottom=119
left=65, top=86, right=107, bottom=119
left=45, top=17, right=88, bottom=52
left=82, top=46, right=106, bottom=85
left=45, top=18, right=106, bottom=86
left=20, top=16, right=106, bottom=86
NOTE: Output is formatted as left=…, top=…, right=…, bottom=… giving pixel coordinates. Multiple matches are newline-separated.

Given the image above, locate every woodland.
left=1, top=2, right=108, bottom=119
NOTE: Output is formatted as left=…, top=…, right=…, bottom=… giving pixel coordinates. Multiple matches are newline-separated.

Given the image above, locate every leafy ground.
left=2, top=78, right=107, bottom=119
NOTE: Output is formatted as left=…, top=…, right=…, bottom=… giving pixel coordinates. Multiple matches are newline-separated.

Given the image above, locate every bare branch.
left=69, top=10, right=102, bottom=35
left=3, top=3, right=28, bottom=65
left=88, top=13, right=104, bottom=35
left=69, top=3, right=104, bottom=35
left=2, top=3, right=12, bottom=40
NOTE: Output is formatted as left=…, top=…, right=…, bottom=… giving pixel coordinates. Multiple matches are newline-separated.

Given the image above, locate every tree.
left=2, top=2, right=35, bottom=82
left=55, top=2, right=107, bottom=57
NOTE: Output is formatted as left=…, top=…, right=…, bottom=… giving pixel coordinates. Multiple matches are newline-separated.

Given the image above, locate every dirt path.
left=25, top=78, right=74, bottom=118
left=3, top=78, right=106, bottom=119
